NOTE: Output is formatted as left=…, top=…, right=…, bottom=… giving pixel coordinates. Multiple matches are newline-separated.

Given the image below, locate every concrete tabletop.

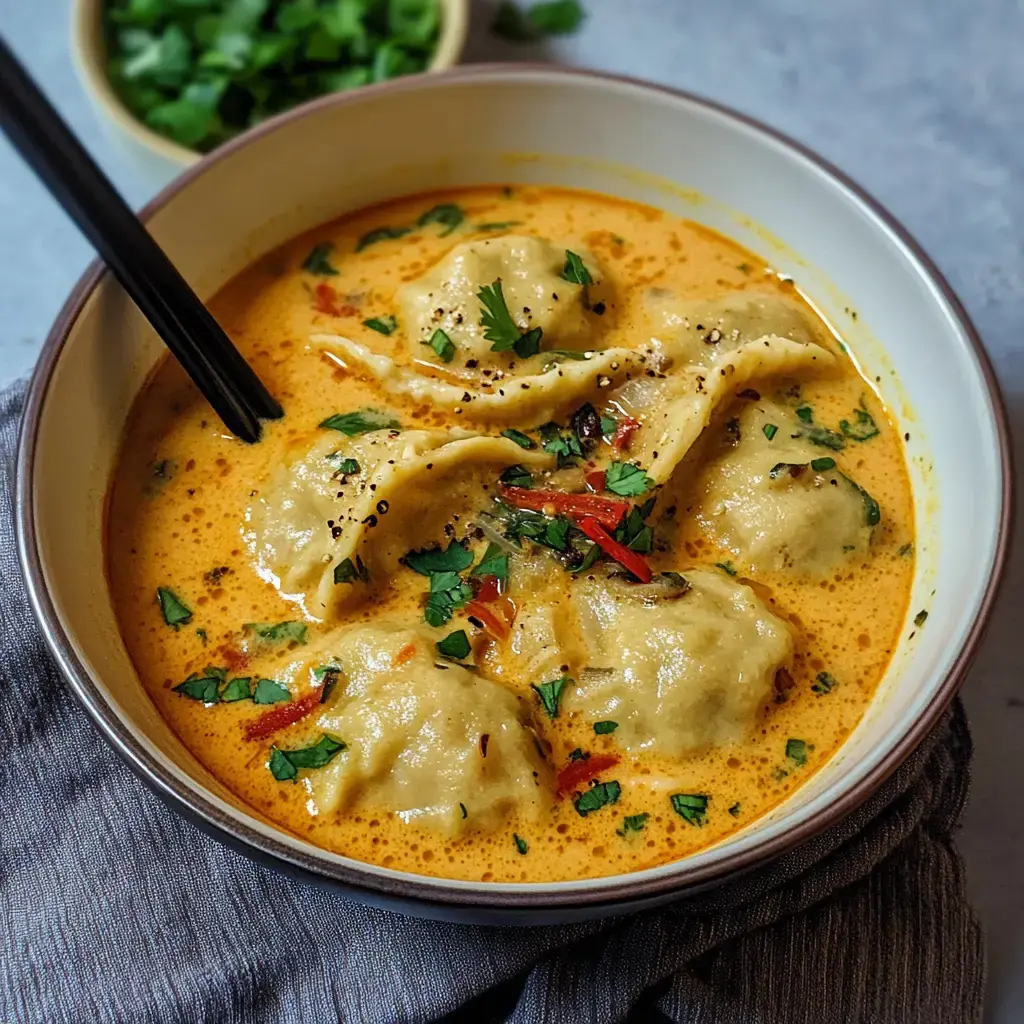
left=1, top=0, right=1021, bottom=1018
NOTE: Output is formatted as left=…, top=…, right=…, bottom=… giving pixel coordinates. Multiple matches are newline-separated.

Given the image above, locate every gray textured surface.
left=0, top=0, right=1020, bottom=1018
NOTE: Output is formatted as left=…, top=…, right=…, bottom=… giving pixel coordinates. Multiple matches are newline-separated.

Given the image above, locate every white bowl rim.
left=16, top=64, right=1014, bottom=912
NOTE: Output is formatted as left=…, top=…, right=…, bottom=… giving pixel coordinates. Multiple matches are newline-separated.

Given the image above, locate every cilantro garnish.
left=593, top=720, right=618, bottom=735
left=513, top=833, right=529, bottom=854
left=670, top=792, right=709, bottom=826
left=243, top=621, right=308, bottom=646
left=334, top=555, right=369, bottom=585
left=604, top=462, right=654, bottom=497
left=356, top=226, right=411, bottom=252
left=812, top=671, right=837, bottom=695
left=616, top=813, right=649, bottom=836
left=842, top=474, right=882, bottom=526
left=436, top=629, right=471, bottom=661
left=253, top=679, right=290, bottom=705
left=572, top=543, right=601, bottom=574
left=424, top=571, right=473, bottom=627
left=500, top=428, right=536, bottom=450
left=538, top=421, right=584, bottom=467
left=492, top=0, right=586, bottom=40
left=568, top=748, right=589, bottom=762
left=405, top=541, right=474, bottom=576
left=763, top=423, right=778, bottom=441
left=269, top=734, right=346, bottom=782
left=811, top=457, right=836, bottom=472
left=499, top=464, right=533, bottom=489
left=364, top=315, right=398, bottom=336
left=841, top=400, right=880, bottom=441
left=600, top=415, right=617, bottom=437
left=471, top=542, right=509, bottom=580
left=157, top=587, right=192, bottom=629
left=328, top=455, right=361, bottom=476
left=423, top=328, right=455, bottom=362
left=320, top=409, right=400, bottom=435
left=220, top=677, right=252, bottom=702
left=173, top=674, right=220, bottom=703
left=560, top=249, right=593, bottom=285
left=499, top=504, right=572, bottom=552
left=417, top=203, right=464, bottom=237
left=785, top=738, right=808, bottom=765
left=531, top=676, right=570, bottom=718
left=477, top=279, right=544, bottom=357
left=301, top=243, right=338, bottom=276
left=614, top=505, right=652, bottom=554
left=795, top=405, right=813, bottom=423
left=715, top=561, right=738, bottom=577
left=476, top=220, right=523, bottom=231
left=574, top=780, right=621, bottom=817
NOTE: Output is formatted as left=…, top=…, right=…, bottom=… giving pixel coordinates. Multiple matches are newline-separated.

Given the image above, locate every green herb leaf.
left=320, top=409, right=401, bottom=435
left=253, top=678, right=291, bottom=705
left=244, top=621, right=308, bottom=646
left=471, top=542, right=509, bottom=580
left=812, top=672, right=837, bottom=695
left=795, top=405, right=813, bottom=423
left=593, top=720, right=618, bottom=735
left=173, top=674, right=220, bottom=703
left=423, top=328, right=455, bottom=362
left=841, top=474, right=882, bottom=526
left=574, top=780, right=621, bottom=816
left=493, top=1, right=585, bottom=41
left=572, top=542, right=602, bottom=574
left=269, top=733, right=346, bottom=781
left=334, top=555, right=369, bottom=585
left=363, top=315, right=398, bottom=335
left=538, top=421, right=584, bottom=467
left=477, top=279, right=544, bottom=354
left=356, top=226, right=411, bottom=251
left=499, top=463, right=533, bottom=489
left=840, top=403, right=880, bottom=442
left=157, top=587, right=192, bottom=629
left=436, top=629, right=471, bottom=661
left=786, top=738, right=808, bottom=765
left=604, top=461, right=654, bottom=497
left=302, top=242, right=338, bottom=276
left=617, top=813, right=649, bottom=836
left=329, top=456, right=361, bottom=476
left=514, top=327, right=543, bottom=358
left=568, top=747, right=589, bottom=762
left=810, top=457, right=836, bottom=472
left=268, top=747, right=298, bottom=782
left=405, top=541, right=474, bottom=576
left=715, top=561, right=738, bottom=577
left=762, top=423, right=778, bottom=441
left=513, top=833, right=529, bottom=854
left=600, top=415, right=617, bottom=436
left=531, top=676, right=570, bottom=718
left=670, top=792, right=709, bottom=826
left=423, top=571, right=473, bottom=627
left=560, top=249, right=593, bottom=285
left=801, top=424, right=846, bottom=451
left=500, top=428, right=536, bottom=450
left=417, top=203, right=464, bottom=236
left=220, top=676, right=252, bottom=702
left=476, top=220, right=523, bottom=231
left=914, top=609, right=929, bottom=628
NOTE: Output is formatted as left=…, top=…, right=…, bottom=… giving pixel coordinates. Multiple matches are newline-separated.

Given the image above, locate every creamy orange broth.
left=107, top=186, right=914, bottom=882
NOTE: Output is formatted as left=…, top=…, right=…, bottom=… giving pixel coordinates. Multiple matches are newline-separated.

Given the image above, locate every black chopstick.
left=0, top=35, right=282, bottom=443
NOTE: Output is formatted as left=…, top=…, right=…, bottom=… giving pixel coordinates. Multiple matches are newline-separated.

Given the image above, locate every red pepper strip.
left=585, top=470, right=607, bottom=492
left=577, top=516, right=653, bottom=583
left=499, top=486, right=629, bottom=531
left=245, top=688, right=322, bottom=741
left=466, top=600, right=510, bottom=642
left=393, top=642, right=417, bottom=668
left=612, top=415, right=641, bottom=451
left=473, top=575, right=501, bottom=603
left=313, top=282, right=341, bottom=316
left=556, top=753, right=620, bottom=797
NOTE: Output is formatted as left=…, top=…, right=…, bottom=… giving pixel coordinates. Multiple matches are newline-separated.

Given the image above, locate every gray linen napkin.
left=0, top=379, right=984, bottom=1024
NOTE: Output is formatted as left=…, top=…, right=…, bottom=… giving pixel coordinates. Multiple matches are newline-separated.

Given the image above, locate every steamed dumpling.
left=245, top=426, right=551, bottom=618
left=692, top=400, right=875, bottom=575
left=397, top=234, right=594, bottom=374
left=308, top=624, right=549, bottom=834
left=568, top=569, right=793, bottom=755
left=314, top=333, right=643, bottom=424
left=609, top=335, right=837, bottom=484
left=643, top=289, right=820, bottom=368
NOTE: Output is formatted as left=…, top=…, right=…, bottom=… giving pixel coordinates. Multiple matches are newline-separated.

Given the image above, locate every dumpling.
left=609, top=335, right=837, bottom=484
left=313, top=333, right=643, bottom=424
left=692, top=400, right=876, bottom=575
left=307, top=624, right=549, bottom=834
left=245, top=426, right=551, bottom=618
left=643, top=289, right=821, bottom=368
left=568, top=569, right=793, bottom=755
left=398, top=234, right=595, bottom=375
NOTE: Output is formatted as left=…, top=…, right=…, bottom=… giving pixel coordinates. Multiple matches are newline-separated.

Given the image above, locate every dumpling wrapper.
left=643, top=289, right=822, bottom=368
left=313, top=333, right=644, bottom=424
left=397, top=234, right=593, bottom=375
left=308, top=624, right=550, bottom=834
left=568, top=569, right=793, bottom=755
left=609, top=334, right=837, bottom=484
left=692, top=400, right=874, bottom=576
left=245, top=427, right=551, bottom=619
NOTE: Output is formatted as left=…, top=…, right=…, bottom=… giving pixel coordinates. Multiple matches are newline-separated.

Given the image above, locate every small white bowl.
left=70, top=0, right=469, bottom=184
left=17, top=66, right=1012, bottom=923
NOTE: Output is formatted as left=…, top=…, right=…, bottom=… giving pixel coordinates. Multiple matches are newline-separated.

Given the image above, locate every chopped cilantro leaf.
left=604, top=461, right=654, bottom=497
left=600, top=415, right=617, bottom=436
left=670, top=792, right=709, bottom=826
left=417, top=203, right=464, bottom=237
left=538, top=422, right=583, bottom=467
left=356, top=226, right=410, bottom=252
left=269, top=733, right=346, bottom=781
left=477, top=279, right=544, bottom=355
left=593, top=720, right=618, bottom=735
left=812, top=672, right=837, bottom=695
left=173, top=674, right=220, bottom=703
left=320, top=409, right=401, bottom=435
left=796, top=405, right=813, bottom=423
left=424, top=571, right=473, bottom=627
left=811, top=457, right=837, bottom=472
left=476, top=220, right=523, bottom=231
left=500, top=428, right=536, bottom=450
left=243, top=621, right=308, bottom=646
left=423, top=328, right=456, bottom=362
left=841, top=474, right=882, bottom=526
left=786, top=738, right=808, bottom=765
left=499, top=464, right=533, bottom=488
left=763, top=423, right=778, bottom=441
left=572, top=542, right=602, bottom=574
left=405, top=541, right=474, bottom=576
left=301, top=243, right=338, bottom=276
left=715, top=561, right=738, bottom=577
left=840, top=402, right=880, bottom=441
left=157, top=587, right=192, bottom=629
left=220, top=677, right=252, bottom=702
left=568, top=747, right=589, bottom=762
left=329, top=455, right=361, bottom=476
left=493, top=0, right=586, bottom=40
left=514, top=327, right=543, bottom=358
left=268, top=747, right=297, bottom=782
left=617, top=813, right=649, bottom=836
left=574, top=780, right=621, bottom=816
left=363, top=315, right=398, bottom=336
left=513, top=833, right=529, bottom=855
left=531, top=676, right=570, bottom=718
left=253, top=679, right=290, bottom=705
left=800, top=423, right=846, bottom=451
left=436, top=629, right=471, bottom=661
left=471, top=542, right=509, bottom=580
left=497, top=502, right=573, bottom=552
left=334, top=555, right=369, bottom=585
left=560, top=249, right=593, bottom=286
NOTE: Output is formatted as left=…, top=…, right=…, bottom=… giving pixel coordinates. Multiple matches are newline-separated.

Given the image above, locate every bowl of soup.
left=16, top=66, right=1011, bottom=923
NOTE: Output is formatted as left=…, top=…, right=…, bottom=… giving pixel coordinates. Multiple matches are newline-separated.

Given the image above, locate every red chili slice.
left=556, top=753, right=620, bottom=797
left=612, top=415, right=641, bottom=451
left=465, top=600, right=510, bottom=642
left=577, top=516, right=653, bottom=583
left=499, top=485, right=629, bottom=531
left=245, top=688, right=323, bottom=741
left=585, top=470, right=607, bottom=492
left=473, top=575, right=501, bottom=603
left=313, top=282, right=341, bottom=316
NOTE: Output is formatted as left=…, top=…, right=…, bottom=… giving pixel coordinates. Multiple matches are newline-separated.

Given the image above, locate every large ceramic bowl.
left=16, top=66, right=1012, bottom=925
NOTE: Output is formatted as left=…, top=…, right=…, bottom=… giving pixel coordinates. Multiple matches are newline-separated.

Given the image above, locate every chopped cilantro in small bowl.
left=72, top=0, right=467, bottom=168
